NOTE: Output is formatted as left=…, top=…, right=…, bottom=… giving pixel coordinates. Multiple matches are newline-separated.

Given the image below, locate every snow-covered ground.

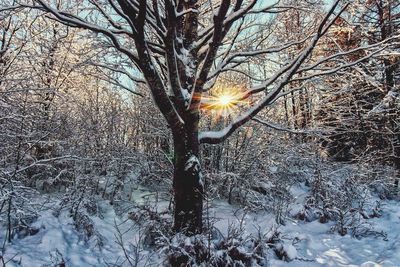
left=212, top=200, right=400, bottom=266
left=1, top=200, right=142, bottom=266
left=1, top=187, right=399, bottom=266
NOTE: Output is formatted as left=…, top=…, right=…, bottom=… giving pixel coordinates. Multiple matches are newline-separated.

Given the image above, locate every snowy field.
left=1, top=184, right=399, bottom=267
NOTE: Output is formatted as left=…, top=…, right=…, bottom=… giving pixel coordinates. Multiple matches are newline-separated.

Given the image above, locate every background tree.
left=317, top=0, right=399, bottom=186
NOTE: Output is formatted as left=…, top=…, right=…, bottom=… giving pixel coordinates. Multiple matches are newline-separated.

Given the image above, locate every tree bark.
left=172, top=115, right=204, bottom=234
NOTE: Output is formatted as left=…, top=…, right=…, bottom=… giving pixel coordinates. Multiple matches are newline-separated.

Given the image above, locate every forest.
left=0, top=0, right=399, bottom=266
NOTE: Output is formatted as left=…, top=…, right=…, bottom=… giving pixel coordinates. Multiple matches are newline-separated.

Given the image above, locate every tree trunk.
left=172, top=119, right=204, bottom=234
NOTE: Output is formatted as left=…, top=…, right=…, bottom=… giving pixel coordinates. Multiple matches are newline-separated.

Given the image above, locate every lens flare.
left=201, top=85, right=248, bottom=119
left=218, top=95, right=234, bottom=106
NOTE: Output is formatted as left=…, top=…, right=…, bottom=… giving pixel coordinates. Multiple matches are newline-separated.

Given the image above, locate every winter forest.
left=0, top=0, right=399, bottom=266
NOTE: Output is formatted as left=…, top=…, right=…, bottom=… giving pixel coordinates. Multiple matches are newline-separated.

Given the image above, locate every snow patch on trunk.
left=184, top=155, right=200, bottom=172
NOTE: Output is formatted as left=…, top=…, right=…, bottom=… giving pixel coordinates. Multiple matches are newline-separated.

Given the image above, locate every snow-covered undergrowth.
left=1, top=159, right=399, bottom=266
left=1, top=184, right=399, bottom=266
left=0, top=196, right=162, bottom=266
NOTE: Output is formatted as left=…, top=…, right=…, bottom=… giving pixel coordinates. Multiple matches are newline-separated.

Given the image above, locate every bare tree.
left=316, top=0, right=399, bottom=187
left=8, top=0, right=389, bottom=234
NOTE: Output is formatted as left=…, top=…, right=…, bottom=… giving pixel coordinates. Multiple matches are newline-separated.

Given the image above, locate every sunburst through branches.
left=201, top=84, right=249, bottom=119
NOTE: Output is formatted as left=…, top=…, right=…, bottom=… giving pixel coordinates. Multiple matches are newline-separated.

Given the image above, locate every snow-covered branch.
left=199, top=0, right=347, bottom=144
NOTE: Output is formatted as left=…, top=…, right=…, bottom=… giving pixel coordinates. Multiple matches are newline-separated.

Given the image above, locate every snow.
left=181, top=88, right=191, bottom=105
left=0, top=198, right=157, bottom=267
left=369, top=90, right=400, bottom=115
left=207, top=191, right=400, bottom=266
left=175, top=8, right=199, bottom=18
left=1, top=182, right=400, bottom=266
left=283, top=244, right=297, bottom=261
left=184, top=155, right=204, bottom=187
left=184, top=155, right=200, bottom=172
left=176, top=46, right=196, bottom=79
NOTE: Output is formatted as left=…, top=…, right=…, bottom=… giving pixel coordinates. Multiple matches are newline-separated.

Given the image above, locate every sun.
left=201, top=85, right=248, bottom=119
left=218, top=94, right=234, bottom=106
